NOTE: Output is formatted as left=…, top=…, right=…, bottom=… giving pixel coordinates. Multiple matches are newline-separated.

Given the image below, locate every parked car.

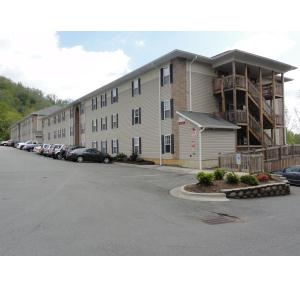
left=16, top=140, right=37, bottom=150
left=39, top=143, right=51, bottom=155
left=47, top=144, right=62, bottom=158
left=61, top=145, right=85, bottom=160
left=22, top=143, right=40, bottom=152
left=1, top=139, right=15, bottom=146
left=66, top=148, right=112, bottom=163
left=43, top=144, right=54, bottom=157
left=53, top=144, right=65, bottom=159
left=272, top=165, right=300, bottom=185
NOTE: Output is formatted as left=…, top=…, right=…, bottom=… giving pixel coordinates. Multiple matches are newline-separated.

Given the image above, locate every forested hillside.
left=0, top=76, right=69, bottom=140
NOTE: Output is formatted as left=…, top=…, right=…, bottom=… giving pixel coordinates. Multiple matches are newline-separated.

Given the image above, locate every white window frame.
left=164, top=135, right=171, bottom=153
left=134, top=109, right=139, bottom=124
left=101, top=94, right=107, bottom=107
left=112, top=88, right=118, bottom=103
left=112, top=139, right=118, bottom=154
left=163, top=66, right=170, bottom=85
left=112, top=114, right=118, bottom=129
left=133, top=137, right=139, bottom=154
left=101, top=141, right=107, bottom=154
left=92, top=141, right=98, bottom=149
left=133, top=79, right=139, bottom=96
left=101, top=117, right=107, bottom=130
left=164, top=100, right=171, bottom=119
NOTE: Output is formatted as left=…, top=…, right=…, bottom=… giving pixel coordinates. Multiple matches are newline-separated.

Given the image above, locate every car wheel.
left=103, top=157, right=110, bottom=164
left=77, top=156, right=84, bottom=163
left=57, top=154, right=63, bottom=160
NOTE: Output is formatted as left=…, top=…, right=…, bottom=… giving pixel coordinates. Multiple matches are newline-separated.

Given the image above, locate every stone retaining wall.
left=223, top=182, right=290, bottom=199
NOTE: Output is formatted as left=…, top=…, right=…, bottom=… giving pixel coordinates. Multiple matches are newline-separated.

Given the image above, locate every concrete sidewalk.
left=114, top=162, right=248, bottom=176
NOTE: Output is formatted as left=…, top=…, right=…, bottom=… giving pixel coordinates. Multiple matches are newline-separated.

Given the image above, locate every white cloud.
left=0, top=32, right=131, bottom=100
left=135, top=40, right=145, bottom=47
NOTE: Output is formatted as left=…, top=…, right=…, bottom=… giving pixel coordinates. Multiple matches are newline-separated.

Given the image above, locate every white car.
left=16, top=140, right=37, bottom=150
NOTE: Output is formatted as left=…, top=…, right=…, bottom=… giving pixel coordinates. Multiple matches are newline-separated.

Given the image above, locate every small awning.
left=176, top=111, right=240, bottom=130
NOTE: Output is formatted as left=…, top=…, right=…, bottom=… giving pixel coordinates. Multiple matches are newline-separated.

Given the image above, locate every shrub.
left=115, top=153, right=128, bottom=162
left=214, top=168, right=226, bottom=180
left=256, top=173, right=270, bottom=182
left=240, top=175, right=259, bottom=186
left=129, top=153, right=138, bottom=162
left=196, top=172, right=214, bottom=186
left=225, top=172, right=240, bottom=184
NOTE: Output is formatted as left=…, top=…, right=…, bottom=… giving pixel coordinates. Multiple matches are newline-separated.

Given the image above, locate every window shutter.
left=105, top=116, right=107, bottom=130
left=138, top=78, right=141, bottom=94
left=139, top=107, right=141, bottom=124
left=111, top=90, right=113, bottom=104
left=139, top=137, right=142, bottom=154
left=111, top=115, right=113, bottom=129
left=116, top=88, right=118, bottom=102
left=92, top=120, right=94, bottom=132
left=170, top=99, right=174, bottom=118
left=117, top=139, right=119, bottom=154
left=131, top=81, right=134, bottom=97
left=160, top=68, right=164, bottom=87
left=171, top=134, right=174, bottom=154
left=116, top=113, right=119, bottom=128
left=96, top=119, right=98, bottom=132
left=132, top=138, right=134, bottom=154
left=132, top=109, right=134, bottom=125
left=111, top=140, right=113, bottom=154
left=105, top=93, right=107, bottom=106
left=100, top=95, right=103, bottom=108
left=161, top=135, right=165, bottom=154
left=92, top=98, right=94, bottom=110
left=106, top=140, right=107, bottom=152
left=170, top=64, right=173, bottom=84
left=101, top=118, right=103, bottom=131
left=161, top=101, right=164, bottom=120
left=96, top=97, right=98, bottom=109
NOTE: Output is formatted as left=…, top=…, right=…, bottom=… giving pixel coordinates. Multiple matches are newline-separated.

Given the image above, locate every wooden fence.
left=218, top=145, right=300, bottom=173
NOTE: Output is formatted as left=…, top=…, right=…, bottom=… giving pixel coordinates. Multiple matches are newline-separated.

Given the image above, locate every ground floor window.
left=101, top=140, right=107, bottom=154
left=111, top=139, right=119, bottom=154
left=92, top=141, right=98, bottom=150
left=132, top=137, right=142, bottom=155
left=161, top=134, right=174, bottom=154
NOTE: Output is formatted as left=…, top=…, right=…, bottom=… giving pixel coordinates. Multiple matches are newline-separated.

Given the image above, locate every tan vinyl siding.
left=202, top=129, right=236, bottom=161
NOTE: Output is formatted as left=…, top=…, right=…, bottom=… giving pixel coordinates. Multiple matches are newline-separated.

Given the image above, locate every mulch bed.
left=184, top=180, right=251, bottom=193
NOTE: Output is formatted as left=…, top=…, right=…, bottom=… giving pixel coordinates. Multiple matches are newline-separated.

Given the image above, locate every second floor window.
left=92, top=119, right=98, bottom=132
left=111, top=88, right=118, bottom=104
left=131, top=78, right=141, bottom=96
left=92, top=97, right=98, bottom=110
left=70, top=108, right=74, bottom=118
left=132, top=108, right=141, bottom=125
left=160, top=64, right=173, bottom=86
left=101, top=94, right=107, bottom=108
left=111, top=114, right=118, bottom=129
left=101, top=117, right=107, bottom=131
left=48, top=119, right=50, bottom=126
left=161, top=99, right=174, bottom=120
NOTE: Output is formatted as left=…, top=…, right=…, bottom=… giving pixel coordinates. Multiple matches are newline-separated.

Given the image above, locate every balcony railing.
left=276, top=114, right=284, bottom=126
left=226, top=110, right=247, bottom=124
left=249, top=114, right=261, bottom=140
left=213, top=75, right=246, bottom=92
left=275, top=82, right=283, bottom=97
left=263, top=102, right=273, bottom=120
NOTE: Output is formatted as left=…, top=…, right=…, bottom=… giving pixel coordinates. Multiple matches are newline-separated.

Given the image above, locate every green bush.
left=240, top=175, right=259, bottom=186
left=129, top=153, right=138, bottom=162
left=225, top=172, right=240, bottom=184
left=214, top=168, right=226, bottom=180
left=196, top=172, right=214, bottom=186
left=115, top=153, right=128, bottom=162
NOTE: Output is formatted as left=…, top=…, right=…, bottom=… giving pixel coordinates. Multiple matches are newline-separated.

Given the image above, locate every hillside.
left=0, top=76, right=68, bottom=140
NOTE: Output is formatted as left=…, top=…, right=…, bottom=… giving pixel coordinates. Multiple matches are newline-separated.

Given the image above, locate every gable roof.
left=176, top=111, right=240, bottom=129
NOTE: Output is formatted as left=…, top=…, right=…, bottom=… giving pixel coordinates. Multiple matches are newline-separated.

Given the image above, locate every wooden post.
left=245, top=64, right=249, bottom=149
left=272, top=71, right=276, bottom=144
left=221, top=76, right=225, bottom=114
left=281, top=73, right=286, bottom=145
left=259, top=68, right=264, bottom=145
left=232, top=62, right=237, bottom=122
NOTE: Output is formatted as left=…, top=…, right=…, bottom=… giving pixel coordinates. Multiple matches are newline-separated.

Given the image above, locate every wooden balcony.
left=275, top=114, right=284, bottom=126
left=226, top=110, right=247, bottom=124
left=213, top=75, right=246, bottom=93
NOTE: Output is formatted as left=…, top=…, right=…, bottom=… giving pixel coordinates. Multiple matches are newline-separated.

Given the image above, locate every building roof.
left=33, top=105, right=62, bottom=116
left=176, top=111, right=240, bottom=130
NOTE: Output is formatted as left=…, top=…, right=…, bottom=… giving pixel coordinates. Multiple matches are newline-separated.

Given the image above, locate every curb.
left=169, top=185, right=229, bottom=202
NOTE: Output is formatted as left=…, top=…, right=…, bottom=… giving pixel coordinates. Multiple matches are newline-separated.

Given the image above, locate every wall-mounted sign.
left=178, top=117, right=186, bottom=125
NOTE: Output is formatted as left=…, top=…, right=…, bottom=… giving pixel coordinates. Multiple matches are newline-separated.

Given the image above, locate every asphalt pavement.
left=0, top=146, right=299, bottom=255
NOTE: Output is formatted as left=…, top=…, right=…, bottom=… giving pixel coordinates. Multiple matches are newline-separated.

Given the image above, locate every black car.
left=272, top=165, right=300, bottom=185
left=67, top=148, right=112, bottom=163
left=59, top=145, right=85, bottom=160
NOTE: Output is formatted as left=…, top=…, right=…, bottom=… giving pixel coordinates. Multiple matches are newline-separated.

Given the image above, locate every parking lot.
left=0, top=146, right=299, bottom=255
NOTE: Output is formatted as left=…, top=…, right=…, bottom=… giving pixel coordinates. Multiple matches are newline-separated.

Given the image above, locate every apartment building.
left=14, top=49, right=296, bottom=169
left=10, top=106, right=61, bottom=143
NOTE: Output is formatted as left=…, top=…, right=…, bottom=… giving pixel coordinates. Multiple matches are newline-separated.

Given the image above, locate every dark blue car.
left=272, top=165, right=300, bottom=185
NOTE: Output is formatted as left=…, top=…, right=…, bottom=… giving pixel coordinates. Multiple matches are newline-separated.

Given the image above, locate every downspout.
left=158, top=68, right=162, bottom=166
left=198, top=127, right=205, bottom=170
left=189, top=56, right=197, bottom=111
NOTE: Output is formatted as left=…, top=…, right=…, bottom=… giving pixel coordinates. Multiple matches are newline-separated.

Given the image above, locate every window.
left=161, top=99, right=174, bottom=120
left=111, top=113, right=118, bottom=129
left=111, top=139, right=119, bottom=154
left=70, top=108, right=74, bottom=118
left=101, top=94, right=107, bottom=108
left=48, top=119, right=50, bottom=126
left=92, top=97, right=98, bottom=110
left=54, top=131, right=57, bottom=139
left=160, top=64, right=173, bottom=86
left=81, top=123, right=85, bottom=134
left=70, top=126, right=74, bottom=136
left=92, top=119, right=98, bottom=132
left=62, top=128, right=66, bottom=138
left=42, top=120, right=44, bottom=128
left=92, top=141, right=98, bottom=149
left=62, top=111, right=65, bottom=121
left=80, top=104, right=85, bottom=114
left=131, top=78, right=141, bottom=96
left=48, top=132, right=51, bottom=140
left=101, top=140, right=107, bottom=153
left=132, top=137, right=142, bottom=155
left=54, top=115, right=57, bottom=124
left=161, top=134, right=174, bottom=154
left=101, top=117, right=107, bottom=131
left=132, top=108, right=141, bottom=125
left=58, top=113, right=61, bottom=123
left=111, top=88, right=118, bottom=104
left=58, top=129, right=61, bottom=138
